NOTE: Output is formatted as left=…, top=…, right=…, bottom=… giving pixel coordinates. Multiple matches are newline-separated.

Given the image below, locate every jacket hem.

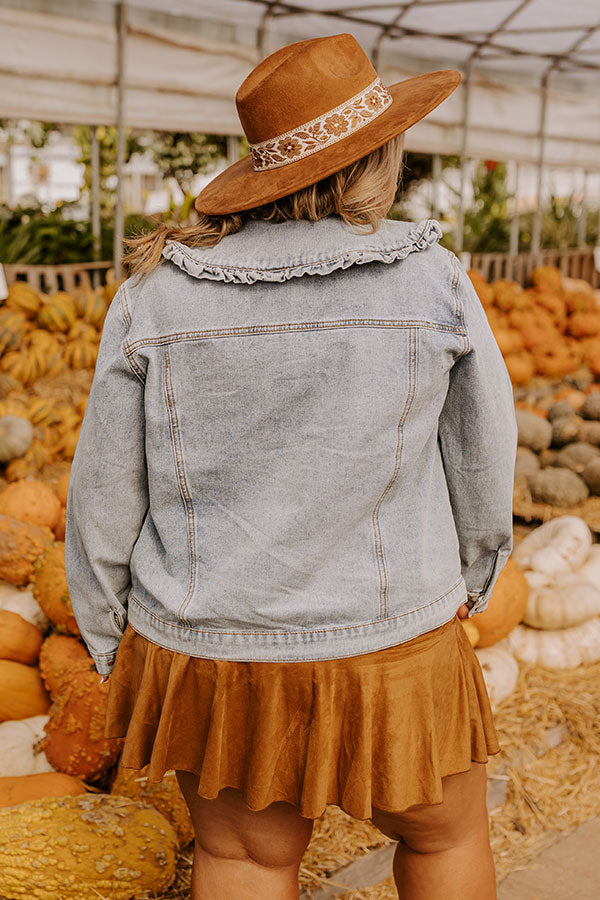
left=125, top=578, right=467, bottom=662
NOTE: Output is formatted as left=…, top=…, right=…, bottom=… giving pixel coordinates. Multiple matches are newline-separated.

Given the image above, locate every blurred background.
left=0, top=0, right=599, bottom=283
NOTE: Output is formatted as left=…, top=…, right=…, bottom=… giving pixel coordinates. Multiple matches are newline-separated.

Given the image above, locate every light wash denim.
left=64, top=216, right=517, bottom=676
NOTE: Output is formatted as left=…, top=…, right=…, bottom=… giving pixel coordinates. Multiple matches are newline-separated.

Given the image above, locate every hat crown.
left=236, top=34, right=378, bottom=145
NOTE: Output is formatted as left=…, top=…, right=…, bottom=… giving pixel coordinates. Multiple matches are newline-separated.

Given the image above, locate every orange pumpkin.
left=38, top=632, right=90, bottom=701
left=32, top=542, right=79, bottom=636
left=466, top=270, right=493, bottom=306
left=504, top=352, right=535, bottom=386
left=0, top=514, right=54, bottom=585
left=0, top=659, right=51, bottom=721
left=0, top=479, right=62, bottom=531
left=55, top=471, right=70, bottom=506
left=0, top=610, right=43, bottom=665
left=472, top=559, right=528, bottom=648
left=40, top=659, right=124, bottom=780
left=0, top=772, right=87, bottom=810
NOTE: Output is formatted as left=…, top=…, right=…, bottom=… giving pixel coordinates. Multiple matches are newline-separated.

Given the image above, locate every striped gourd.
left=59, top=426, right=81, bottom=460
left=24, top=346, right=48, bottom=385
left=23, top=439, right=49, bottom=470
left=5, top=282, right=42, bottom=317
left=0, top=351, right=34, bottom=385
left=0, top=374, right=21, bottom=398
left=4, top=458, right=34, bottom=482
left=0, top=399, right=29, bottom=420
left=37, top=292, right=77, bottom=333
left=0, top=311, right=27, bottom=356
left=28, top=398, right=56, bottom=426
left=63, top=340, right=98, bottom=370
left=68, top=320, right=99, bottom=343
left=45, top=353, right=67, bottom=378
left=26, top=329, right=61, bottom=353
left=74, top=289, right=108, bottom=326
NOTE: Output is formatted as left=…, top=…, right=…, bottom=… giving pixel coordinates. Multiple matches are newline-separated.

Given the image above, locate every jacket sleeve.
left=64, top=283, right=148, bottom=675
left=437, top=254, right=517, bottom=618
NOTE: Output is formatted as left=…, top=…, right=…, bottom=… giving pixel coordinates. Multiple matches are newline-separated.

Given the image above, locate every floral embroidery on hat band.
left=249, top=77, right=393, bottom=172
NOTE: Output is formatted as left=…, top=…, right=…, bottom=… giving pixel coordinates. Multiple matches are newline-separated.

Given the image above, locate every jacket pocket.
left=110, top=604, right=127, bottom=633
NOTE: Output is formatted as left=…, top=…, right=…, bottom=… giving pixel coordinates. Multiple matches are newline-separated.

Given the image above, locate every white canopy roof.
left=1, top=0, right=599, bottom=169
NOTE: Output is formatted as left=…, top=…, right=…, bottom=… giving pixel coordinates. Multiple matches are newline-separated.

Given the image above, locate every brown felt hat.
left=194, top=33, right=460, bottom=216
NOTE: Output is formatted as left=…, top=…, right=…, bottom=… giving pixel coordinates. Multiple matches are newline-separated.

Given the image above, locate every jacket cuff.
left=465, top=547, right=511, bottom=618
left=89, top=649, right=118, bottom=677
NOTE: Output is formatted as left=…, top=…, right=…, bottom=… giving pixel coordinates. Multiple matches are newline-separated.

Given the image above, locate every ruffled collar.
left=161, top=217, right=442, bottom=285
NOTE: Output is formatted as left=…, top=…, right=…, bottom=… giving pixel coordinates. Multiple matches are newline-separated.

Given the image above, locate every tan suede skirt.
left=103, top=613, right=500, bottom=820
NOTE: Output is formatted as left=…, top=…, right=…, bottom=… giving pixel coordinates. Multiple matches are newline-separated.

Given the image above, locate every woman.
left=65, top=33, right=517, bottom=900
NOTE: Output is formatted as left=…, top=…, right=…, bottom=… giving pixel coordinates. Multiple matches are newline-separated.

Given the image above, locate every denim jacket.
left=65, top=216, right=517, bottom=676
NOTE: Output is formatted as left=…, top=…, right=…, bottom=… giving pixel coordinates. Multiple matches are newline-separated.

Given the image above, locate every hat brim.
left=194, top=69, right=460, bottom=216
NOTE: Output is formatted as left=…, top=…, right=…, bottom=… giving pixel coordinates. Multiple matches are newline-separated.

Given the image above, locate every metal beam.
left=90, top=125, right=101, bottom=289
left=531, top=69, right=550, bottom=257
left=113, top=0, right=127, bottom=281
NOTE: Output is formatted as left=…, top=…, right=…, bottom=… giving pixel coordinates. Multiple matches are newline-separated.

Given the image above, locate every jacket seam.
left=123, top=319, right=466, bottom=355
left=168, top=236, right=432, bottom=275
left=128, top=576, right=464, bottom=637
left=119, top=281, right=132, bottom=328
left=163, top=345, right=198, bottom=623
left=448, top=251, right=471, bottom=355
left=371, top=326, right=418, bottom=619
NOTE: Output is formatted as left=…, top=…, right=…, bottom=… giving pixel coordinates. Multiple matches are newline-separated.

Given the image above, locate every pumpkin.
left=38, top=633, right=90, bottom=701
left=32, top=542, right=79, bottom=636
left=67, top=320, right=99, bottom=344
left=40, top=660, right=125, bottom=780
left=523, top=570, right=600, bottom=630
left=0, top=610, right=43, bottom=664
left=0, top=349, right=35, bottom=384
left=553, top=442, right=599, bottom=473
left=27, top=397, right=56, bottom=426
left=474, top=644, right=519, bottom=708
left=531, top=266, right=562, bottom=294
left=0, top=415, right=33, bottom=462
left=63, top=338, right=98, bottom=369
left=4, top=457, right=34, bottom=483
left=0, top=660, right=50, bottom=721
left=471, top=559, right=528, bottom=647
left=5, top=282, right=42, bottom=318
left=516, top=410, right=552, bottom=452
left=512, top=516, right=592, bottom=576
left=0, top=581, right=49, bottom=632
left=58, top=425, right=82, bottom=460
left=568, top=312, right=600, bottom=338
left=460, top=618, right=479, bottom=647
left=0, top=715, right=54, bottom=777
left=53, top=505, right=66, bottom=540
left=0, top=479, right=62, bottom=530
left=504, top=351, right=535, bottom=385
left=55, top=470, right=70, bottom=505
left=0, top=794, right=179, bottom=900
left=507, top=617, right=600, bottom=668
left=74, top=289, right=108, bottom=326
left=0, top=397, right=28, bottom=419
left=493, top=327, right=524, bottom=356
left=0, top=771, right=86, bottom=810
left=0, top=310, right=27, bottom=355
left=37, top=291, right=78, bottom=333
left=527, top=468, right=589, bottom=507
left=582, top=457, right=600, bottom=494
left=110, top=765, right=194, bottom=848
left=0, top=514, right=54, bottom=585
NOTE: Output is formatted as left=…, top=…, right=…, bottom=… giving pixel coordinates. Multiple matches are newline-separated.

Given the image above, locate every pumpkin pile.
left=0, top=275, right=123, bottom=483
left=467, top=267, right=600, bottom=385
left=0, top=476, right=189, bottom=899
left=515, top=384, right=600, bottom=507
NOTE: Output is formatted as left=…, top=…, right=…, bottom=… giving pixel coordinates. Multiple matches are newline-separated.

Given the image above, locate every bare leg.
left=175, top=771, right=314, bottom=900
left=371, top=761, right=496, bottom=900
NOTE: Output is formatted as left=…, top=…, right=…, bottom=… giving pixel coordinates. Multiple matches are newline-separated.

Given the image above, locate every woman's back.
left=65, top=215, right=516, bottom=667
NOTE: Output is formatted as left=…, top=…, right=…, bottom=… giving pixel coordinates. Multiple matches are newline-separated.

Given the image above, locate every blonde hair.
left=124, top=133, right=404, bottom=282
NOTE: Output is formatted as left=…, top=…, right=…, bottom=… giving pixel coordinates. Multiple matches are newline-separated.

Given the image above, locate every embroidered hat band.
left=194, top=34, right=461, bottom=215
left=249, top=77, right=392, bottom=172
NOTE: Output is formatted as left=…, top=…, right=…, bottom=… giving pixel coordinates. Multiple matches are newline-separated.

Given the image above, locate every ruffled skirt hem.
left=104, top=614, right=500, bottom=821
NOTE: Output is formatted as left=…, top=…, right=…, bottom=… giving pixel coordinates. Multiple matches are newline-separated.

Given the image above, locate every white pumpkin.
left=0, top=581, right=49, bottom=632
left=507, top=618, right=600, bottom=668
left=524, top=573, right=600, bottom=629
left=0, top=715, right=55, bottom=777
left=0, top=415, right=33, bottom=462
left=576, top=545, right=600, bottom=586
left=475, top=643, right=519, bottom=709
left=512, top=516, right=592, bottom=576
